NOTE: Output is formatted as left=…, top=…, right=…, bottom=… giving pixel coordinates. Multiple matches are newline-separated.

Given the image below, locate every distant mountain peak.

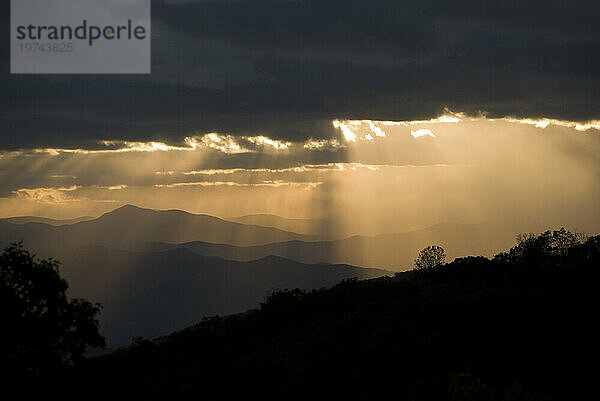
left=107, top=204, right=147, bottom=214
left=100, top=204, right=190, bottom=220
left=103, top=204, right=214, bottom=219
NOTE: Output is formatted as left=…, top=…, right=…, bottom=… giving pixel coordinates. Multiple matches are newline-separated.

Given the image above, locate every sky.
left=1, top=0, right=599, bottom=234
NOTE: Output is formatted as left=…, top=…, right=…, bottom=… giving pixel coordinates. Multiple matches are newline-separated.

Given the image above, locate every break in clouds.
left=1, top=116, right=599, bottom=237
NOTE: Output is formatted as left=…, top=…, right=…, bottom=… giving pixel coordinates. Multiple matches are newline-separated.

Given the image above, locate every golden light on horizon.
left=0, top=111, right=599, bottom=240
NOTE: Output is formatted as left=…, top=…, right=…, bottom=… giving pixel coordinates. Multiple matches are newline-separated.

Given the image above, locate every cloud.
left=154, top=180, right=323, bottom=189
left=245, top=136, right=291, bottom=150
left=303, top=138, right=344, bottom=151
left=98, top=185, right=129, bottom=191
left=199, top=134, right=249, bottom=154
left=1, top=0, right=599, bottom=149
left=411, top=129, right=436, bottom=139
left=335, top=111, right=600, bottom=143
left=0, top=133, right=296, bottom=155
left=13, top=186, right=82, bottom=204
left=504, top=117, right=600, bottom=132
left=332, top=121, right=358, bottom=142
left=180, top=163, right=381, bottom=177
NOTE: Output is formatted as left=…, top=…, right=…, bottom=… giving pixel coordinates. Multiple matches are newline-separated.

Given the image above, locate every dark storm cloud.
left=1, top=0, right=599, bottom=149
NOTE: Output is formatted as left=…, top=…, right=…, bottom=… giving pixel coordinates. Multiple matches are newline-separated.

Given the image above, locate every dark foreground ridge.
left=18, top=231, right=600, bottom=400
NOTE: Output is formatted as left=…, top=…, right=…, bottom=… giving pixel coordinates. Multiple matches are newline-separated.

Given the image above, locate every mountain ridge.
left=0, top=215, right=95, bottom=226
left=49, top=244, right=389, bottom=347
left=132, top=221, right=523, bottom=270
left=0, top=204, right=312, bottom=248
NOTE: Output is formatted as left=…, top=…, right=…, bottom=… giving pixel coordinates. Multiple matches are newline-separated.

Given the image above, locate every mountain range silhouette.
left=0, top=204, right=549, bottom=347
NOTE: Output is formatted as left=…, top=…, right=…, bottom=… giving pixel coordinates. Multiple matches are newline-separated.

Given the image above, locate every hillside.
left=71, top=231, right=599, bottom=401
left=51, top=246, right=388, bottom=347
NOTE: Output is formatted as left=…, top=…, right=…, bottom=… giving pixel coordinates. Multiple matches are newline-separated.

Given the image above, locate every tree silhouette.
left=0, top=242, right=105, bottom=383
left=496, top=228, right=586, bottom=263
left=73, top=233, right=600, bottom=401
left=414, top=245, right=446, bottom=269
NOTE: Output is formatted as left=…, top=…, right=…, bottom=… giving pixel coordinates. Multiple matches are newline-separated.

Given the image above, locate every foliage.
left=496, top=227, right=587, bottom=264
left=56, top=230, right=600, bottom=400
left=0, top=242, right=105, bottom=385
left=414, top=244, right=446, bottom=269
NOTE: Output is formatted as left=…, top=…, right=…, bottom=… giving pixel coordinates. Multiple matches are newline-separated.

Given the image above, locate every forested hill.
left=76, top=230, right=599, bottom=401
